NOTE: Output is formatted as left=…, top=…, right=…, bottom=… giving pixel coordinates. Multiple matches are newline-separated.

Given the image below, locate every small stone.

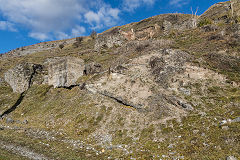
left=221, top=126, right=229, bottom=130
left=22, top=120, right=28, bottom=124
left=6, top=117, right=14, bottom=124
left=231, top=117, right=240, bottom=123
left=16, top=120, right=21, bottom=124
left=193, top=130, right=199, bottom=134
left=177, top=100, right=193, bottom=111
left=199, top=112, right=207, bottom=117
left=220, top=120, right=227, bottom=125
left=179, top=87, right=191, bottom=96
left=162, top=155, right=167, bottom=158
left=226, top=156, right=237, bottom=160
left=168, top=144, right=174, bottom=148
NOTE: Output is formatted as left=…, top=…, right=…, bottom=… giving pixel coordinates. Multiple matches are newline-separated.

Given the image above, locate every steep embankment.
left=0, top=1, right=239, bottom=159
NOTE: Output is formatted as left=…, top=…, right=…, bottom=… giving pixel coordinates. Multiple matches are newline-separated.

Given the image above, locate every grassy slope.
left=0, top=4, right=240, bottom=159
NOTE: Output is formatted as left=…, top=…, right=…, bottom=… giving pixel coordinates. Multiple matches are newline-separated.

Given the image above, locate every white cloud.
left=169, top=0, right=189, bottom=8
left=123, top=0, right=155, bottom=12
left=84, top=6, right=120, bottom=30
left=0, top=21, right=17, bottom=31
left=0, top=0, right=120, bottom=40
left=71, top=25, right=86, bottom=37
left=29, top=32, right=49, bottom=41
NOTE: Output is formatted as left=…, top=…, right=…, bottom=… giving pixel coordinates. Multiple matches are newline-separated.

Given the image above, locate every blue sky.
left=0, top=0, right=226, bottom=53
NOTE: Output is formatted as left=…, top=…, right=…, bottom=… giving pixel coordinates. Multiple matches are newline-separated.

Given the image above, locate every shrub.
left=197, top=18, right=212, bottom=27
left=90, top=30, right=97, bottom=39
left=76, top=37, right=83, bottom=43
left=59, top=44, right=64, bottom=49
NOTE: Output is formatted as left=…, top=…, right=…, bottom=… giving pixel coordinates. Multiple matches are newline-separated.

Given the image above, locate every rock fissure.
left=1, top=65, right=40, bottom=118
left=98, top=91, right=143, bottom=110
left=0, top=92, right=26, bottom=118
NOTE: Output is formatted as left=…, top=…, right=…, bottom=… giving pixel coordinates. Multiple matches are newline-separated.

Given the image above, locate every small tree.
left=59, top=44, right=64, bottom=49
left=90, top=30, right=97, bottom=39
left=76, top=36, right=83, bottom=43
left=191, top=7, right=199, bottom=28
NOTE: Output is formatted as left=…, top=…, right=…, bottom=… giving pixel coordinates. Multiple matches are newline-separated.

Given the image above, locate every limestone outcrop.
left=94, top=28, right=125, bottom=51
left=44, top=57, right=85, bottom=88
left=200, top=0, right=240, bottom=24
left=4, top=63, right=43, bottom=93
left=84, top=62, right=102, bottom=75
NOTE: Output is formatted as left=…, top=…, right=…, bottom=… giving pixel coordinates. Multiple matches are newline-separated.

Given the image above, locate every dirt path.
left=0, top=140, right=49, bottom=160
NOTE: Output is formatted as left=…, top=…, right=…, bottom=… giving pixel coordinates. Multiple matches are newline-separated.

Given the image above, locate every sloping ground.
left=0, top=0, right=239, bottom=159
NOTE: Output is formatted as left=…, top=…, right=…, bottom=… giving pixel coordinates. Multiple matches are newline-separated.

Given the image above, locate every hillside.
left=0, top=1, right=239, bottom=159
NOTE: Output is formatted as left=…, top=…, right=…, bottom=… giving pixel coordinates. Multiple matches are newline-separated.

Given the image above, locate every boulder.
left=44, top=57, right=85, bottom=88
left=6, top=117, right=14, bottom=124
left=84, top=62, right=102, bottom=75
left=4, top=63, right=43, bottom=93
left=226, top=156, right=237, bottom=160
left=231, top=117, right=240, bottom=123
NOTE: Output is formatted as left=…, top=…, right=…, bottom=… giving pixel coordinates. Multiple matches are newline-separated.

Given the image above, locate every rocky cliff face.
left=94, top=28, right=125, bottom=51
left=4, top=63, right=43, bottom=93
left=4, top=57, right=85, bottom=92
left=200, top=0, right=240, bottom=23
left=0, top=38, right=75, bottom=58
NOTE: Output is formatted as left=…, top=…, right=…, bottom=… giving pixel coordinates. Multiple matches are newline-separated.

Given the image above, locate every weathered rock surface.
left=200, top=0, right=240, bottom=24
left=162, top=14, right=197, bottom=33
left=4, top=63, right=43, bottom=93
left=84, top=62, right=102, bottom=75
left=94, top=28, right=125, bottom=51
left=226, top=156, right=238, bottom=160
left=44, top=57, right=85, bottom=88
left=1, top=38, right=75, bottom=58
left=149, top=49, right=190, bottom=88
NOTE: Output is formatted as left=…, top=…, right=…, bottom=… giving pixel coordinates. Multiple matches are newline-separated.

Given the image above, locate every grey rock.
left=220, top=120, right=228, bottom=125
left=168, top=144, right=174, bottom=148
left=221, top=126, right=229, bottom=130
left=179, top=87, right=191, bottom=96
left=231, top=117, right=240, bottom=123
left=2, top=38, right=75, bottom=57
left=193, top=130, right=199, bottom=134
left=44, top=57, right=85, bottom=88
left=94, top=27, right=125, bottom=51
left=150, top=49, right=190, bottom=88
left=4, top=63, right=43, bottom=93
left=22, top=120, right=28, bottom=124
left=84, top=62, right=102, bottom=75
left=6, top=117, right=14, bottom=124
left=16, top=120, right=21, bottom=124
left=226, top=156, right=237, bottom=160
left=162, top=14, right=197, bottom=34
left=201, top=25, right=218, bottom=32
left=199, top=112, right=207, bottom=117
left=177, top=100, right=193, bottom=111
